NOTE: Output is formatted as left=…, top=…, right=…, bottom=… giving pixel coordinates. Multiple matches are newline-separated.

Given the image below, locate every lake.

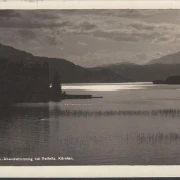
left=1, top=82, right=180, bottom=165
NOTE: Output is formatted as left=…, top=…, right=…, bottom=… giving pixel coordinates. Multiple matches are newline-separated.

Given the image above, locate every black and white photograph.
left=1, top=9, right=180, bottom=166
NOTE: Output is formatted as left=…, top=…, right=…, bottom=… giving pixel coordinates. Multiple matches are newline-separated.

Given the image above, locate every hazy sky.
left=1, top=10, right=180, bottom=67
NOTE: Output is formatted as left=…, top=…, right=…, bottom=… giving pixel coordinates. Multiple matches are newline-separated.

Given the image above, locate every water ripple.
left=50, top=108, right=180, bottom=117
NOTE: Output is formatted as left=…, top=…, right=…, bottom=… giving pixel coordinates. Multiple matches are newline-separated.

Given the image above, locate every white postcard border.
left=0, top=0, right=179, bottom=9
left=0, top=166, right=180, bottom=177
left=0, top=0, right=180, bottom=178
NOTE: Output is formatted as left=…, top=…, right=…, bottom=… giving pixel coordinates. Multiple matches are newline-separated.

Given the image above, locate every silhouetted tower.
left=51, top=71, right=62, bottom=101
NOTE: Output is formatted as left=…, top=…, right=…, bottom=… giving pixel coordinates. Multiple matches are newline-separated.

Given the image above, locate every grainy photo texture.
left=0, top=10, right=180, bottom=166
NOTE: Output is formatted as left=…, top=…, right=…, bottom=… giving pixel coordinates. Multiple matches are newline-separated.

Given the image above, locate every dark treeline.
left=0, top=58, right=61, bottom=105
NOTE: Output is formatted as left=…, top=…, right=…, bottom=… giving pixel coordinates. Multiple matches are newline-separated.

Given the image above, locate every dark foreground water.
left=1, top=82, right=180, bottom=165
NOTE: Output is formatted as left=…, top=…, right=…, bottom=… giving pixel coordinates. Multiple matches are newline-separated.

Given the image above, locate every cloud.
left=0, top=10, right=74, bottom=29
left=1, top=10, right=179, bottom=45
left=130, top=22, right=156, bottom=31
left=43, top=30, right=64, bottom=45
left=136, top=53, right=147, bottom=60
left=93, top=30, right=139, bottom=42
left=113, top=10, right=149, bottom=18
left=18, top=29, right=37, bottom=39
left=58, top=9, right=153, bottom=19
left=89, top=19, right=180, bottom=45
left=1, top=10, right=180, bottom=67
left=0, top=18, right=73, bottom=29
left=0, top=10, right=20, bottom=17
left=79, top=21, right=97, bottom=31
left=77, top=42, right=87, bottom=46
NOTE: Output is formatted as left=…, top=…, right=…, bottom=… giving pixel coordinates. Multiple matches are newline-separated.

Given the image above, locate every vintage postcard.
left=1, top=0, right=180, bottom=178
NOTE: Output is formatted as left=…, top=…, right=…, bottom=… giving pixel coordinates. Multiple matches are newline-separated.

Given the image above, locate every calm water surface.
left=1, top=82, right=180, bottom=165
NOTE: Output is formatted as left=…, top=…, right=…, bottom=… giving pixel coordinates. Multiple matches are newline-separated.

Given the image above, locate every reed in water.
left=50, top=108, right=180, bottom=117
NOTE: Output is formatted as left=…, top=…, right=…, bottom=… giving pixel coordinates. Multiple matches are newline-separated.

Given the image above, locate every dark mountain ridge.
left=3, top=43, right=180, bottom=83
left=94, top=63, right=180, bottom=82
left=94, top=50, right=180, bottom=82
left=0, top=43, right=128, bottom=83
left=147, top=51, right=180, bottom=65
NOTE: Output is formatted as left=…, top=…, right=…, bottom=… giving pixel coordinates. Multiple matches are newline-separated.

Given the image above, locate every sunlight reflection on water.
left=62, top=83, right=152, bottom=91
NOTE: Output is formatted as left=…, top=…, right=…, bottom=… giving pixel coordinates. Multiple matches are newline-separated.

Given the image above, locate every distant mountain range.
left=1, top=43, right=180, bottom=83
left=92, top=63, right=180, bottom=82
left=0, top=43, right=128, bottom=83
left=93, top=50, right=180, bottom=82
left=148, top=51, right=180, bottom=64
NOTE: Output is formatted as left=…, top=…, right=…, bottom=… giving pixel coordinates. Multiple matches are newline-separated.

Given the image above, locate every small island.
left=153, top=76, right=180, bottom=85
